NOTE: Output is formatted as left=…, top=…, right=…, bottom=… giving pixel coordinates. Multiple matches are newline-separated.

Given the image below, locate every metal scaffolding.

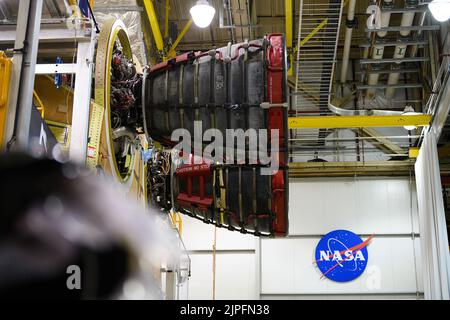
left=294, top=1, right=344, bottom=114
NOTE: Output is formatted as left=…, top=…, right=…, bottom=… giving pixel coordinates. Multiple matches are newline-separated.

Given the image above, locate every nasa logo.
left=315, top=230, right=373, bottom=282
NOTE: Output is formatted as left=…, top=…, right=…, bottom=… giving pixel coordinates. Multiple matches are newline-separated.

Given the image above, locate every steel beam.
left=288, top=114, right=432, bottom=129
left=143, top=0, right=165, bottom=53
left=289, top=160, right=415, bottom=177
left=356, top=83, right=423, bottom=90
left=0, top=52, right=12, bottom=151
left=359, top=40, right=428, bottom=48
left=296, top=19, right=329, bottom=51
left=285, top=0, right=293, bottom=76
left=7, top=0, right=43, bottom=151
left=430, top=66, right=450, bottom=140
left=0, top=26, right=92, bottom=45
left=167, top=19, right=193, bottom=59
left=356, top=128, right=406, bottom=156
left=69, top=40, right=95, bottom=164
left=365, top=25, right=440, bottom=33
left=164, top=0, right=170, bottom=39
left=379, top=7, right=428, bottom=13
left=92, top=6, right=143, bottom=13
left=359, top=68, right=420, bottom=75
left=360, top=57, right=429, bottom=64
left=35, top=63, right=77, bottom=74
left=409, top=147, right=420, bottom=158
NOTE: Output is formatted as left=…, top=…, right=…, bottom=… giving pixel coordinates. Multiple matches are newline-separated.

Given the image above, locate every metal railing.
left=294, top=0, right=344, bottom=114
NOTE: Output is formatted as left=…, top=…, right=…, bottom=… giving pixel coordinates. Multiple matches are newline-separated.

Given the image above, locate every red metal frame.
left=266, top=34, right=288, bottom=237
left=175, top=155, right=213, bottom=212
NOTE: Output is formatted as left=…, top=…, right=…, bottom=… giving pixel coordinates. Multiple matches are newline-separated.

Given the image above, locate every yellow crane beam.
left=289, top=160, right=415, bottom=178
left=288, top=115, right=432, bottom=129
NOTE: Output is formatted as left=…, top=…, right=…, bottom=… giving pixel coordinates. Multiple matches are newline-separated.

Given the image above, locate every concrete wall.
left=182, top=177, right=423, bottom=299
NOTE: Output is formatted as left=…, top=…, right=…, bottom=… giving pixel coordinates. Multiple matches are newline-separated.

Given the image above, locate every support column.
left=6, top=0, right=43, bottom=150
left=69, top=40, right=95, bottom=164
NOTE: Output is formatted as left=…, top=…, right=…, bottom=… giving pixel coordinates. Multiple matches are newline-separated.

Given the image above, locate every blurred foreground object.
left=0, top=153, right=181, bottom=299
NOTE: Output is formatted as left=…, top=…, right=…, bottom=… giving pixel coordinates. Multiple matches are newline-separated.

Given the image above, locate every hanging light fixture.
left=403, top=106, right=422, bottom=131
left=190, top=0, right=216, bottom=28
left=428, top=0, right=450, bottom=22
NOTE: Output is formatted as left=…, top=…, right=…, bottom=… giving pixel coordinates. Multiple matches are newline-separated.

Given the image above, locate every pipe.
left=385, top=1, right=417, bottom=99
left=223, top=0, right=235, bottom=43
left=112, top=126, right=136, bottom=141
left=340, top=0, right=357, bottom=84
left=410, top=11, right=427, bottom=58
left=377, top=2, right=392, bottom=38
left=328, top=99, right=402, bottom=116
left=367, top=0, right=393, bottom=97
left=366, top=42, right=385, bottom=95
left=330, top=0, right=402, bottom=116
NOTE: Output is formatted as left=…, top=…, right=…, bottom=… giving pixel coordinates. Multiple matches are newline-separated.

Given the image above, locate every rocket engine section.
left=142, top=35, right=289, bottom=237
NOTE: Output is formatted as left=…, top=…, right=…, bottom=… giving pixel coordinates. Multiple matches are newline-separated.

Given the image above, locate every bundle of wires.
left=147, top=150, right=171, bottom=211
left=110, top=44, right=142, bottom=129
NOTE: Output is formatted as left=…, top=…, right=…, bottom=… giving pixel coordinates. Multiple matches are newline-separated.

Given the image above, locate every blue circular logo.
left=315, top=230, right=370, bottom=282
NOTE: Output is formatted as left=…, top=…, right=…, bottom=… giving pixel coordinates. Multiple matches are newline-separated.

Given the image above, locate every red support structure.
left=175, top=156, right=213, bottom=212
left=267, top=34, right=288, bottom=237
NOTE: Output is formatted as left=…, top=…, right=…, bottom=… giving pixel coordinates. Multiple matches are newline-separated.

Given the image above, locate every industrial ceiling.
left=1, top=0, right=447, bottom=176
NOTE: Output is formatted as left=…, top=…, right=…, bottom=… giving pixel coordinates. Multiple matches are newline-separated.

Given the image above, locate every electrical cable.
left=86, top=0, right=100, bottom=34
left=212, top=226, right=217, bottom=300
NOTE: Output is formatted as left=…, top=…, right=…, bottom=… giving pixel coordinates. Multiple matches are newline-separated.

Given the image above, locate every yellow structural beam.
left=409, top=147, right=420, bottom=158
left=288, top=115, right=432, bottom=129
left=143, top=0, right=165, bottom=53
left=32, top=91, right=45, bottom=119
left=295, top=0, right=348, bottom=52
left=285, top=0, right=293, bottom=76
left=167, top=18, right=193, bottom=59
left=299, top=18, right=328, bottom=48
left=0, top=51, right=12, bottom=151
left=165, top=0, right=170, bottom=39
left=289, top=160, right=414, bottom=177
left=285, top=0, right=293, bottom=47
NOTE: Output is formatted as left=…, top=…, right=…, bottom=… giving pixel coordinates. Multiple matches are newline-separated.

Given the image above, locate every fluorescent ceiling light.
left=190, top=0, right=216, bottom=28
left=428, top=0, right=450, bottom=22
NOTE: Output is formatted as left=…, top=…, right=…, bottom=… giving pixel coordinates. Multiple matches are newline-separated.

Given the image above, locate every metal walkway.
left=293, top=0, right=344, bottom=144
